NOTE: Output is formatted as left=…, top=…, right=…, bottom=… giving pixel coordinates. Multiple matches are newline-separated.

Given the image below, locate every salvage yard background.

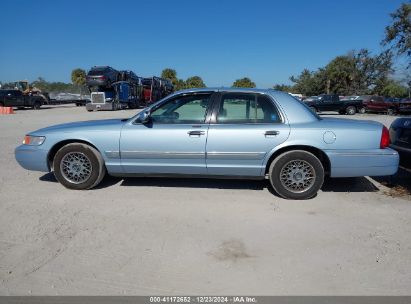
left=0, top=106, right=410, bottom=295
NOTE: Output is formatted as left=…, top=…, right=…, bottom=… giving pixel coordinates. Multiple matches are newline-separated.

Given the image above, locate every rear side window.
left=217, top=93, right=281, bottom=124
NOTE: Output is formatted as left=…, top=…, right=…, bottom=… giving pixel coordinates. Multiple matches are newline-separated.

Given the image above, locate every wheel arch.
left=264, top=145, right=331, bottom=176
left=47, top=139, right=102, bottom=170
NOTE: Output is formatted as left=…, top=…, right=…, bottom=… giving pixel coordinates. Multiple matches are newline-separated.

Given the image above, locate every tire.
left=268, top=150, right=324, bottom=200
left=346, top=106, right=356, bottom=115
left=32, top=101, right=41, bottom=110
left=53, top=143, right=106, bottom=190
left=387, top=108, right=396, bottom=116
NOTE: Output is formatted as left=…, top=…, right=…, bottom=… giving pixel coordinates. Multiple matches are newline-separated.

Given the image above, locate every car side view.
left=15, top=88, right=399, bottom=200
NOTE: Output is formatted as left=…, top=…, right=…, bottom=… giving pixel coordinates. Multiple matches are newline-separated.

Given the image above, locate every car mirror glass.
left=138, top=110, right=151, bottom=124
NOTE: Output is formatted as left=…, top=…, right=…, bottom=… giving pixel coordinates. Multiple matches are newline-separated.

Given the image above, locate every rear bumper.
left=15, top=145, right=50, bottom=172
left=325, top=148, right=399, bottom=177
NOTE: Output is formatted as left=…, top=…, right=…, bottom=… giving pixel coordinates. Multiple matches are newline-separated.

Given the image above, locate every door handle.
left=188, top=130, right=205, bottom=136
left=264, top=130, right=279, bottom=136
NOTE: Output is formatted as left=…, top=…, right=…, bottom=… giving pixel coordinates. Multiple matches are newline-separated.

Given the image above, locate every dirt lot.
left=0, top=106, right=410, bottom=295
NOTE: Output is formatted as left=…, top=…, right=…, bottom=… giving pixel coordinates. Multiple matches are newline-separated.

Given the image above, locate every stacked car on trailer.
left=85, top=66, right=174, bottom=111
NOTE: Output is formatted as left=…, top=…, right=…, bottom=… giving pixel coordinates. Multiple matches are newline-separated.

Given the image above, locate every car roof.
left=175, top=87, right=276, bottom=94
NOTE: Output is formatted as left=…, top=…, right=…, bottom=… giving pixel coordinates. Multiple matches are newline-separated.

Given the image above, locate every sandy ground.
left=0, top=105, right=410, bottom=295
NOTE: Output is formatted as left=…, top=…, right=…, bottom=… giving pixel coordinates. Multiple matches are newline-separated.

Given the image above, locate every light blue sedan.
left=15, top=88, right=399, bottom=199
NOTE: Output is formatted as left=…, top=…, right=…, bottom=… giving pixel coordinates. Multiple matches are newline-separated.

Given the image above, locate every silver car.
left=15, top=88, right=399, bottom=200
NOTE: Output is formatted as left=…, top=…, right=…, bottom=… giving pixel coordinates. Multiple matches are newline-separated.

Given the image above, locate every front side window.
left=150, top=93, right=211, bottom=124
left=217, top=93, right=280, bottom=124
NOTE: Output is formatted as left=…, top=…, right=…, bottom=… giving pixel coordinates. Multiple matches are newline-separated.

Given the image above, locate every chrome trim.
left=206, top=151, right=266, bottom=159
left=326, top=151, right=398, bottom=156
left=121, top=151, right=205, bottom=159
left=105, top=151, right=121, bottom=159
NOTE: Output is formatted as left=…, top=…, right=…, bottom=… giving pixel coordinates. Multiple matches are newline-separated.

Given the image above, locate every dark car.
left=303, top=94, right=365, bottom=115
left=390, top=118, right=411, bottom=167
left=118, top=70, right=140, bottom=83
left=86, top=66, right=120, bottom=88
left=398, top=98, right=411, bottom=114
left=0, top=89, right=44, bottom=109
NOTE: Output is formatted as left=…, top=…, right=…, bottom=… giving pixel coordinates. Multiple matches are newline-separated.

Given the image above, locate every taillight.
left=380, top=126, right=390, bottom=149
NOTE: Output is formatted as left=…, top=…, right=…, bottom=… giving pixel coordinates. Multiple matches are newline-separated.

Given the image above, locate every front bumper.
left=86, top=103, right=115, bottom=111
left=15, top=145, right=50, bottom=172
left=325, top=148, right=399, bottom=177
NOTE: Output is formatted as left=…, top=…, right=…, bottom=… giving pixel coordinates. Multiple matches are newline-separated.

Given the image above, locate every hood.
left=30, top=119, right=127, bottom=135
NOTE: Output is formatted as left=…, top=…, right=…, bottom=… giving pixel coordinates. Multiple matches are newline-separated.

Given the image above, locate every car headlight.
left=23, top=135, right=45, bottom=146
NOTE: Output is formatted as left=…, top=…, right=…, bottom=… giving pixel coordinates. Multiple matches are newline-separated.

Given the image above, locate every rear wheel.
left=53, top=143, right=106, bottom=190
left=358, top=107, right=366, bottom=114
left=269, top=150, right=324, bottom=200
left=309, top=106, right=317, bottom=113
left=32, top=101, right=41, bottom=110
left=387, top=108, right=396, bottom=115
left=346, top=106, right=356, bottom=115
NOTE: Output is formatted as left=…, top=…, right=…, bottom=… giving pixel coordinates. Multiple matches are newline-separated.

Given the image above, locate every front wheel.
left=358, top=107, right=366, bottom=114
left=269, top=150, right=324, bottom=200
left=53, top=143, right=106, bottom=190
left=346, top=106, right=356, bottom=115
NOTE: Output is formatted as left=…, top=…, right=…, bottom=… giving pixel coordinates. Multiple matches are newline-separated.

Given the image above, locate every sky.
left=0, top=0, right=405, bottom=88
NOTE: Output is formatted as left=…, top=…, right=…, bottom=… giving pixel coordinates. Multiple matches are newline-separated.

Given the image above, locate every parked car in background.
left=363, top=95, right=399, bottom=115
left=86, top=66, right=120, bottom=87
left=0, top=89, right=44, bottom=109
left=389, top=118, right=411, bottom=167
left=15, top=88, right=398, bottom=200
left=303, top=94, right=365, bottom=115
left=398, top=98, right=411, bottom=114
left=142, top=77, right=174, bottom=103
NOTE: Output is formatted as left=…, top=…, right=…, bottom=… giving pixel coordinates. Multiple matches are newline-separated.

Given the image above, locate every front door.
left=206, top=92, right=290, bottom=176
left=120, top=92, right=214, bottom=175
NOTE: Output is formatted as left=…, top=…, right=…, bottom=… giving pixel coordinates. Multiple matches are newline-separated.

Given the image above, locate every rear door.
left=206, top=92, right=290, bottom=176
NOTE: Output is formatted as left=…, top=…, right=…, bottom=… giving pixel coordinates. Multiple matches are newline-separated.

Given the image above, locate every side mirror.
left=138, top=110, right=151, bottom=124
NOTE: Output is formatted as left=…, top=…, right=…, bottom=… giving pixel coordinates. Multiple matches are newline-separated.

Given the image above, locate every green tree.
left=382, top=2, right=411, bottom=66
left=71, top=68, right=86, bottom=96
left=289, top=50, right=393, bottom=96
left=185, top=76, right=206, bottom=88
left=161, top=68, right=178, bottom=85
left=379, top=80, right=408, bottom=97
left=232, top=77, right=256, bottom=88
left=273, top=84, right=294, bottom=92
left=175, top=79, right=186, bottom=91
left=290, top=69, right=324, bottom=96
left=323, top=55, right=356, bottom=94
